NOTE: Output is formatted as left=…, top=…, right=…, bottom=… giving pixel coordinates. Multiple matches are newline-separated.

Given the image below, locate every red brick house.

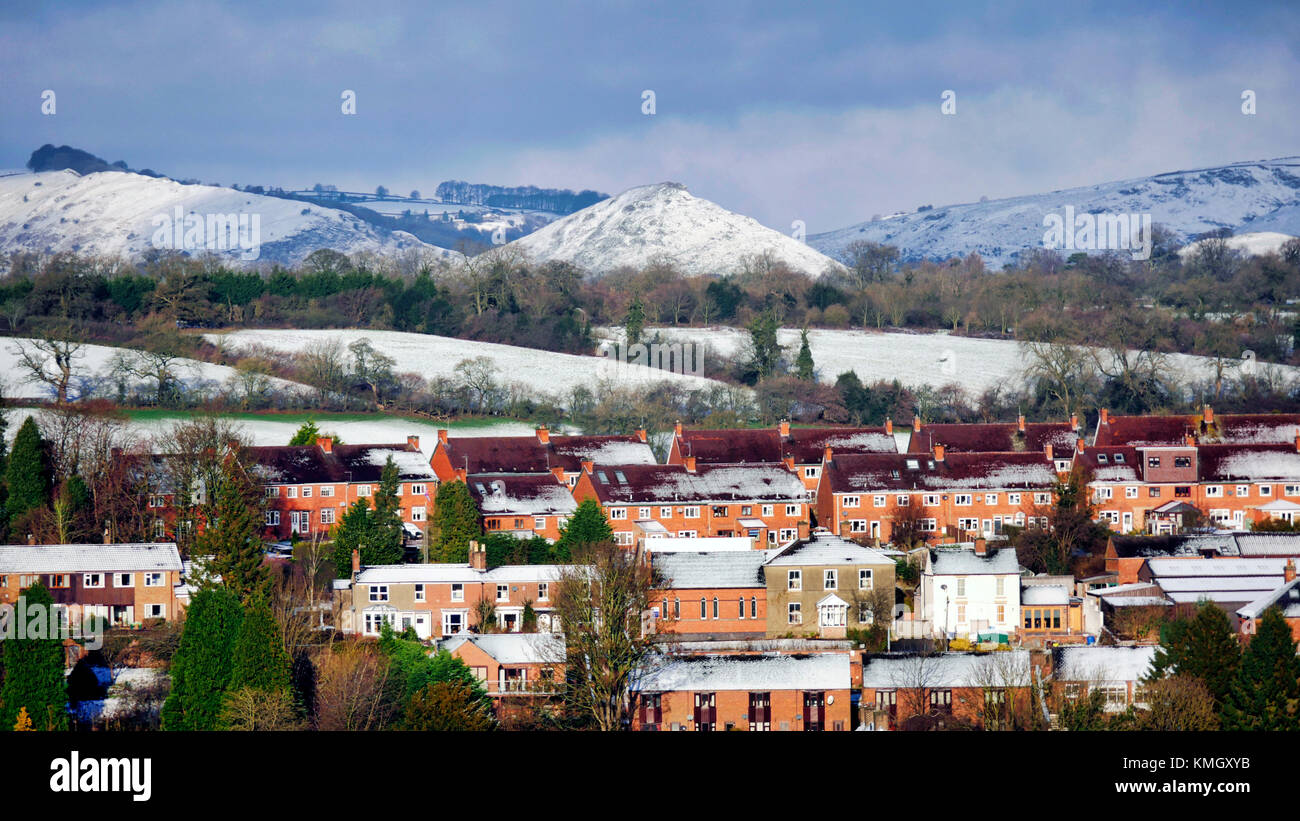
left=859, top=650, right=1035, bottom=730
left=0, top=542, right=185, bottom=626
left=443, top=632, right=566, bottom=704
left=465, top=473, right=577, bottom=541
left=906, top=414, right=1079, bottom=466
left=649, top=550, right=768, bottom=640
left=1236, top=560, right=1300, bottom=641
left=1093, top=406, right=1300, bottom=448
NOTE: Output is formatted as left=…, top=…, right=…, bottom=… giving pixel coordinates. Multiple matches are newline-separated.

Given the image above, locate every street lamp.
left=940, top=583, right=949, bottom=652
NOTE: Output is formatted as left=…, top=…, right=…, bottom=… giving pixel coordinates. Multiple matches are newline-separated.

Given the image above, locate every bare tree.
left=313, top=642, right=396, bottom=731
left=1021, top=340, right=1096, bottom=419
left=296, top=338, right=349, bottom=406
left=890, top=652, right=942, bottom=726
left=970, top=651, right=1034, bottom=730
left=11, top=336, right=85, bottom=404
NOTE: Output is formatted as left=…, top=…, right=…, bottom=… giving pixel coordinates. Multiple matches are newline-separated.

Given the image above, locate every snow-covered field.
left=1177, top=231, right=1297, bottom=259
left=205, top=328, right=726, bottom=401
left=601, top=326, right=1300, bottom=397
left=0, top=338, right=308, bottom=401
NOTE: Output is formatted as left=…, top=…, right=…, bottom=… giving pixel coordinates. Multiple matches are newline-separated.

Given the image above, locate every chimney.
left=1286, top=559, right=1296, bottom=584
left=782, top=455, right=796, bottom=471
left=103, top=527, right=112, bottom=545
left=455, top=467, right=468, bottom=482
left=1203, top=405, right=1214, bottom=425
left=1070, top=413, right=1078, bottom=431
left=674, top=420, right=683, bottom=438
left=1044, top=444, right=1054, bottom=461
left=635, top=428, right=647, bottom=443
left=407, top=434, right=420, bottom=451
left=885, top=418, right=893, bottom=435
left=551, top=466, right=567, bottom=483
left=1185, top=433, right=1196, bottom=447
left=933, top=444, right=945, bottom=462
left=1294, top=428, right=1300, bottom=453
left=536, top=425, right=550, bottom=445
left=1076, top=437, right=1086, bottom=454
left=779, top=420, right=790, bottom=438
left=26, top=533, right=34, bottom=546
left=469, top=540, right=487, bottom=571
left=913, top=414, right=922, bottom=432
left=318, top=436, right=333, bottom=454
left=684, top=455, right=697, bottom=473
left=351, top=549, right=361, bottom=579
left=1099, top=408, right=1109, bottom=426
left=823, top=446, right=833, bottom=466
left=974, top=537, right=987, bottom=557
left=1018, top=414, right=1026, bottom=433
left=581, top=459, right=594, bottom=474
left=437, top=429, right=449, bottom=445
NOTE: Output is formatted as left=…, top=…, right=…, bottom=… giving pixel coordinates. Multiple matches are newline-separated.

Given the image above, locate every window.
left=684, top=506, right=700, bottom=519
left=1007, top=493, right=1021, bottom=505
left=788, top=602, right=802, bottom=625
left=859, top=569, right=873, bottom=590
left=320, top=486, right=334, bottom=498
left=996, top=603, right=1005, bottom=622
left=1261, top=485, right=1273, bottom=496
left=1287, top=485, right=1300, bottom=497
left=148, top=494, right=166, bottom=508
left=84, top=573, right=103, bottom=588
left=712, top=597, right=719, bottom=619
left=956, top=604, right=966, bottom=623
left=779, top=528, right=798, bottom=542
left=442, top=612, right=464, bottom=636
left=958, top=517, right=979, bottom=532
left=638, top=507, right=651, bottom=519
left=824, top=569, right=837, bottom=590
left=1174, top=456, right=1192, bottom=468
left=785, top=504, right=801, bottom=516
left=144, top=572, right=163, bottom=587
left=699, top=598, right=707, bottom=619
left=414, top=584, right=425, bottom=602
left=859, top=602, right=873, bottom=624
left=896, top=495, right=909, bottom=506
left=659, top=506, right=672, bottom=518
left=805, top=466, right=820, bottom=479
left=1148, top=486, right=1162, bottom=498
left=411, top=506, right=427, bottom=523
left=750, top=597, right=758, bottom=619
left=1114, top=453, right=1126, bottom=463
left=497, top=584, right=509, bottom=602
left=923, top=494, right=940, bottom=506
left=265, top=511, right=280, bottom=526
left=788, top=570, right=802, bottom=591
left=738, top=597, right=745, bottom=620
left=410, top=484, right=426, bottom=496
left=538, top=583, right=549, bottom=601
left=451, top=583, right=464, bottom=602
left=1205, top=485, right=1223, bottom=497
left=146, top=604, right=165, bottom=619
left=286, top=486, right=298, bottom=498
left=674, top=598, right=681, bottom=619
left=761, top=504, right=774, bottom=517
left=152, top=519, right=166, bottom=539
left=1175, top=486, right=1191, bottom=498
left=320, top=509, right=336, bottom=525
left=996, top=577, right=1005, bottom=596
left=114, top=573, right=133, bottom=588
left=357, top=485, right=372, bottom=497
left=369, top=585, right=389, bottom=602
left=1097, top=487, right=1112, bottom=499
left=741, top=506, right=752, bottom=515
left=615, top=531, right=635, bottom=545
left=265, top=486, right=279, bottom=498
left=843, top=495, right=861, bottom=508
left=1148, top=456, right=1161, bottom=468
left=1126, top=486, right=1139, bottom=498
left=1237, top=485, right=1250, bottom=498
left=1033, top=493, right=1050, bottom=505
left=919, top=518, right=937, bottom=532
left=849, top=519, right=868, bottom=533
left=873, top=495, right=887, bottom=508
left=985, top=493, right=998, bottom=505
left=610, top=507, right=628, bottom=520
left=303, top=486, right=313, bottom=498
left=956, top=577, right=966, bottom=596
left=954, top=494, right=972, bottom=506
left=711, top=505, right=729, bottom=517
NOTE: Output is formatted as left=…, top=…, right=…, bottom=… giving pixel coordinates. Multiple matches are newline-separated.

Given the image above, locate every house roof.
left=675, top=425, right=898, bottom=466
left=643, top=537, right=754, bottom=553
left=763, top=531, right=896, bottom=568
left=929, top=546, right=1020, bottom=576
left=583, top=463, right=806, bottom=504
left=443, top=632, right=565, bottom=665
left=1236, top=577, right=1300, bottom=620
left=245, top=441, right=436, bottom=485
left=1022, top=585, right=1069, bottom=605
left=824, top=451, right=1057, bottom=493
left=1096, top=411, right=1300, bottom=447
left=1144, top=558, right=1290, bottom=577
left=633, top=652, right=851, bottom=692
left=652, top=551, right=767, bottom=589
left=1109, top=534, right=1240, bottom=559
left=354, top=563, right=564, bottom=585
left=1076, top=447, right=1142, bottom=483
left=1197, top=443, right=1300, bottom=482
left=1052, top=645, right=1156, bottom=683
left=466, top=474, right=577, bottom=517
left=783, top=427, right=897, bottom=461
left=906, top=422, right=1077, bottom=454
left=860, top=651, right=1033, bottom=688
left=440, top=434, right=655, bottom=475
left=0, top=543, right=183, bottom=574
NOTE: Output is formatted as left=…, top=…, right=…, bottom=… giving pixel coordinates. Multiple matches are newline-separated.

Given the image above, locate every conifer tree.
left=0, top=582, right=69, bottom=731
left=229, top=601, right=292, bottom=695
left=287, top=419, right=322, bottom=446
left=194, top=457, right=268, bottom=605
left=162, top=586, right=244, bottom=730
left=795, top=328, right=815, bottom=381
left=332, top=498, right=375, bottom=577
left=554, top=498, right=613, bottom=561
left=1149, top=601, right=1241, bottom=707
left=0, top=394, right=9, bottom=539
left=5, top=416, right=51, bottom=523
left=369, top=456, right=405, bottom=564
left=1221, top=606, right=1300, bottom=730
left=433, top=480, right=481, bottom=563
left=624, top=298, right=646, bottom=347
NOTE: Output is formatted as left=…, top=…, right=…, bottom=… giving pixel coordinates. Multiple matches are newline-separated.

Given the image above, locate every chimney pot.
left=1286, top=559, right=1296, bottom=584
left=779, top=420, right=790, bottom=438
left=469, top=540, right=487, bottom=571
left=1070, top=413, right=1078, bottom=430
left=1203, top=405, right=1214, bottom=425
left=885, top=418, right=893, bottom=435
left=933, top=444, right=945, bottom=462
left=318, top=436, right=333, bottom=454
left=635, top=428, right=647, bottom=443
left=1018, top=414, right=1026, bottom=433
left=536, top=425, right=550, bottom=445
left=913, top=414, right=922, bottom=432
left=407, top=434, right=420, bottom=451
left=437, top=429, right=448, bottom=444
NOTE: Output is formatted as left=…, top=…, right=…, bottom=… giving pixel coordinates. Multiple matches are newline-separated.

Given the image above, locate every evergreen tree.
left=554, top=498, right=613, bottom=561
left=1149, top=601, right=1241, bottom=708
left=433, top=480, right=481, bottom=563
left=287, top=419, right=322, bottom=446
left=369, top=456, right=405, bottom=563
left=229, top=601, right=292, bottom=695
left=795, top=328, right=815, bottom=381
left=745, top=308, right=782, bottom=382
left=162, top=586, right=244, bottom=730
left=624, top=298, right=646, bottom=347
left=0, top=582, right=69, bottom=731
left=194, top=457, right=268, bottom=605
left=0, top=394, right=8, bottom=539
left=5, top=416, right=51, bottom=524
left=1221, top=607, right=1300, bottom=730
left=332, top=498, right=375, bottom=578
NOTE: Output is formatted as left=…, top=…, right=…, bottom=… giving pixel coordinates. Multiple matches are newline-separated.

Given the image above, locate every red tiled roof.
left=906, top=422, right=1076, bottom=454
left=824, top=451, right=1057, bottom=493
left=441, top=434, right=654, bottom=474
left=676, top=426, right=895, bottom=465
left=584, top=463, right=807, bottom=504
left=1095, top=412, right=1300, bottom=447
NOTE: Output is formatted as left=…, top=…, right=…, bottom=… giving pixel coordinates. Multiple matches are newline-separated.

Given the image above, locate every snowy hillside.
left=0, top=170, right=453, bottom=266
left=0, top=338, right=309, bottom=401
left=205, top=328, right=727, bottom=404
left=507, top=182, right=846, bottom=278
left=811, top=157, right=1300, bottom=269
left=1177, top=231, right=1297, bottom=260
left=599, top=326, right=1300, bottom=398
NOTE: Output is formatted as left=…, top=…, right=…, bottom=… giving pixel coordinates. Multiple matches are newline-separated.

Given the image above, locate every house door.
left=693, top=692, right=716, bottom=731
left=870, top=521, right=880, bottom=539
left=290, top=511, right=309, bottom=534
left=803, top=692, right=825, bottom=731
left=748, top=692, right=771, bottom=731
left=1122, top=512, right=1133, bottom=531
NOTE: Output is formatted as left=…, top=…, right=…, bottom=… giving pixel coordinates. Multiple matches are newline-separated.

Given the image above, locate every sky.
left=2, top=0, right=1298, bottom=233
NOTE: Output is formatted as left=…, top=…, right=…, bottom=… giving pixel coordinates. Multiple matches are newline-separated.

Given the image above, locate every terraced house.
left=429, top=426, right=656, bottom=488
left=464, top=473, right=577, bottom=540
left=572, top=458, right=810, bottom=547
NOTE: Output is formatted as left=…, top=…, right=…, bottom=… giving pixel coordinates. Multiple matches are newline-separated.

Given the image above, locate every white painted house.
left=917, top=541, right=1022, bottom=640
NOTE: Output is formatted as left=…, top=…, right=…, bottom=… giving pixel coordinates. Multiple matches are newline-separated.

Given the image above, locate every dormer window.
left=1097, top=454, right=1109, bottom=464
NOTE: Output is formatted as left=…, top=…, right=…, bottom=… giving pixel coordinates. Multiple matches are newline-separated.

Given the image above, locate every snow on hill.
left=205, top=328, right=727, bottom=404
left=811, top=157, right=1300, bottom=269
left=1177, top=231, right=1297, bottom=260
left=507, top=182, right=846, bottom=278
left=0, top=170, right=453, bottom=266
left=0, top=338, right=309, bottom=401
left=599, top=326, right=1300, bottom=398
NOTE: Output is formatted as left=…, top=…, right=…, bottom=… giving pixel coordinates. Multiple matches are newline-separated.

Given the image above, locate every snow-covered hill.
left=507, top=182, right=846, bottom=278
left=1177, top=231, right=1297, bottom=260
left=811, top=157, right=1300, bottom=269
left=0, top=170, right=452, bottom=266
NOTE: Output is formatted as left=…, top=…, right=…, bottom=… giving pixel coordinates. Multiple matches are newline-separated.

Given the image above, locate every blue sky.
left=2, top=0, right=1298, bottom=231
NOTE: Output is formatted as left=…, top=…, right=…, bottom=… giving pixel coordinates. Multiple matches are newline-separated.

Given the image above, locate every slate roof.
left=1110, top=533, right=1300, bottom=560
left=929, top=546, right=1021, bottom=576
left=674, top=425, right=897, bottom=465
left=823, top=452, right=1057, bottom=493
left=1096, top=411, right=1300, bottom=447
left=907, top=422, right=1077, bottom=454
left=1198, top=443, right=1300, bottom=482
left=1076, top=447, right=1142, bottom=482
left=1236, top=577, right=1300, bottom=620
left=860, top=651, right=1033, bottom=688
left=442, top=632, right=566, bottom=665
left=763, top=531, right=896, bottom=567
left=440, top=434, right=654, bottom=474
left=0, top=543, right=183, bottom=573
left=652, top=551, right=768, bottom=589
left=633, top=652, right=851, bottom=692
left=1052, top=645, right=1156, bottom=683
left=245, top=442, right=435, bottom=485
left=466, top=474, right=578, bottom=517
left=353, top=563, right=564, bottom=585
left=583, top=463, right=806, bottom=504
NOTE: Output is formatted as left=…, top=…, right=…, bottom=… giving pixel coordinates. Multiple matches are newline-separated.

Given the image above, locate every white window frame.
left=84, top=573, right=103, bottom=588
left=954, top=494, right=973, bottom=506
left=610, top=507, right=628, bottom=520
left=369, top=585, right=389, bottom=603
left=842, top=495, right=860, bottom=509
left=451, top=583, right=464, bottom=602
left=873, top=495, right=887, bottom=508
left=859, top=569, right=873, bottom=590
left=683, top=506, right=700, bottom=519
left=788, top=570, right=802, bottom=591
left=824, top=569, right=837, bottom=590
left=785, top=504, right=801, bottom=517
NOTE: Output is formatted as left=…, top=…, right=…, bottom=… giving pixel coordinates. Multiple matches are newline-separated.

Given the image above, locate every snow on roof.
left=929, top=547, right=1020, bottom=576
left=590, top=463, right=807, bottom=504
left=0, top=542, right=182, bottom=573
left=443, top=632, right=565, bottom=665
left=764, top=531, right=896, bottom=567
left=1233, top=534, right=1300, bottom=556
left=1103, top=596, right=1172, bottom=607
left=644, top=537, right=753, bottom=553
left=652, top=551, right=767, bottom=588
left=468, top=475, right=577, bottom=516
left=357, top=446, right=438, bottom=480
left=1237, top=577, right=1300, bottom=619
left=817, top=431, right=898, bottom=453
left=1022, top=585, right=1069, bottom=605
left=1053, top=645, right=1156, bottom=683
left=860, top=651, right=1033, bottom=688
left=1201, top=445, right=1300, bottom=481
left=1156, top=576, right=1284, bottom=593
left=1145, top=558, right=1288, bottom=577
left=355, top=563, right=564, bottom=584
left=1092, top=465, right=1142, bottom=482
left=552, top=439, right=657, bottom=465
left=633, top=652, right=850, bottom=692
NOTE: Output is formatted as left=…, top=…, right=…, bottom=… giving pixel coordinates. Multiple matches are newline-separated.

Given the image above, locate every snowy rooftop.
left=1145, top=558, right=1289, bottom=577
left=1021, top=585, right=1069, bottom=605
left=1237, top=578, right=1300, bottom=619
left=652, top=551, right=767, bottom=589
left=929, top=547, right=1020, bottom=576
left=860, top=651, right=1033, bottom=689
left=587, top=463, right=807, bottom=504
left=633, top=652, right=850, bottom=692
left=1053, top=645, right=1156, bottom=683
left=643, top=537, right=753, bottom=553
left=0, top=542, right=182, bottom=573
left=467, top=475, right=578, bottom=516
left=764, top=532, right=896, bottom=568
left=443, top=632, right=565, bottom=665
left=354, top=563, right=564, bottom=584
